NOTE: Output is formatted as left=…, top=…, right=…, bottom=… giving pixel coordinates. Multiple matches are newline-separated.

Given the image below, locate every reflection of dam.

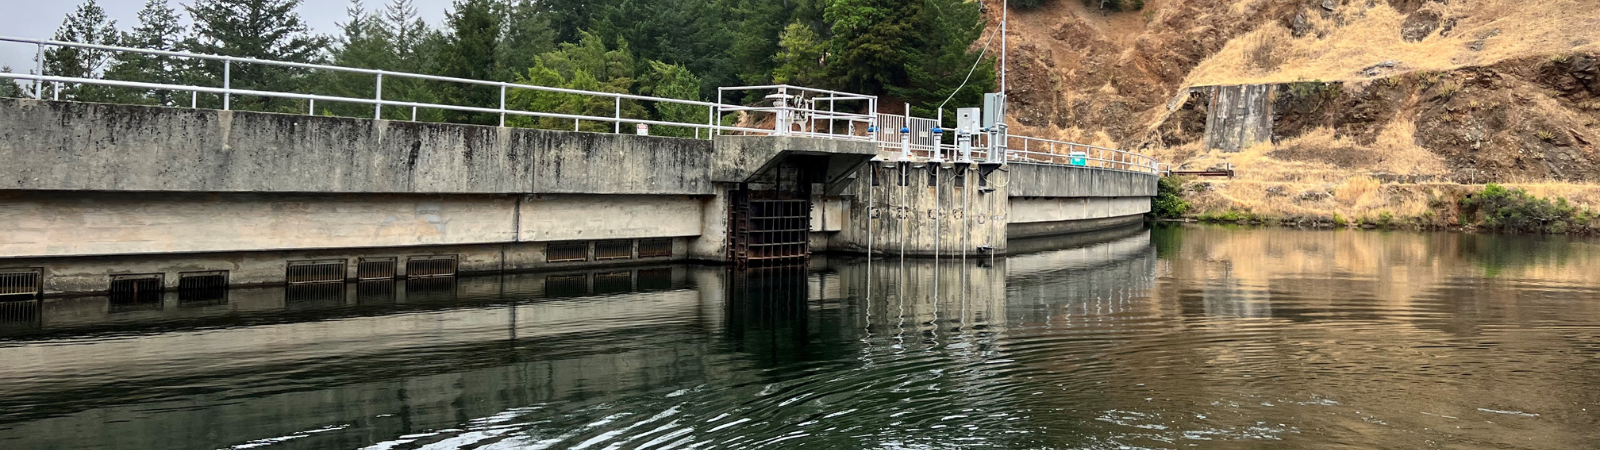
left=0, top=226, right=1163, bottom=450
left=1005, top=226, right=1159, bottom=324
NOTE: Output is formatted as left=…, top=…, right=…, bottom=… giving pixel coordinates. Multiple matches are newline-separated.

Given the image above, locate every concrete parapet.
left=0, top=98, right=719, bottom=195
left=1006, top=164, right=1158, bottom=198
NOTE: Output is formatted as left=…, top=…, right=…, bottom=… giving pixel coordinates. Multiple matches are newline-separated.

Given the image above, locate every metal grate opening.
left=357, top=257, right=398, bottom=280
left=547, top=242, right=589, bottom=263
left=178, top=271, right=228, bottom=306
left=593, top=271, right=633, bottom=294
left=595, top=240, right=634, bottom=261
left=0, top=268, right=42, bottom=301
left=545, top=274, right=588, bottom=298
left=406, top=277, right=457, bottom=302
left=747, top=199, right=811, bottom=262
left=406, top=255, right=458, bottom=279
left=639, top=238, right=673, bottom=258
left=286, top=282, right=345, bottom=306
left=357, top=280, right=396, bottom=305
left=110, top=274, right=164, bottom=311
left=287, top=260, right=346, bottom=285
left=637, top=268, right=673, bottom=291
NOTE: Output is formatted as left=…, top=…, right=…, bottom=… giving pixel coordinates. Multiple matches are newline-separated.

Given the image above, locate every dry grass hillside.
left=993, top=0, right=1600, bottom=220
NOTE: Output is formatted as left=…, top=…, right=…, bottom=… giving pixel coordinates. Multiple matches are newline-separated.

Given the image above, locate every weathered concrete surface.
left=0, top=191, right=702, bottom=258
left=711, top=135, right=876, bottom=187
left=1202, top=84, right=1273, bottom=153
left=1006, top=163, right=1158, bottom=198
left=0, top=98, right=726, bottom=195
left=1008, top=197, right=1151, bottom=223
left=834, top=163, right=1009, bottom=256
left=1007, top=215, right=1146, bottom=240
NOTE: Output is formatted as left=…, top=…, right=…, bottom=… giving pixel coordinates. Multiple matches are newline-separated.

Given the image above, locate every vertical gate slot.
left=406, top=255, right=457, bottom=279
left=287, top=260, right=347, bottom=285
left=595, top=240, right=634, bottom=261
left=178, top=271, right=228, bottom=306
left=109, top=274, right=164, bottom=312
left=639, top=238, right=673, bottom=258
left=547, top=242, right=589, bottom=263
left=0, top=268, right=42, bottom=301
left=357, top=257, right=398, bottom=280
left=544, top=274, right=589, bottom=298
left=0, top=297, right=40, bottom=329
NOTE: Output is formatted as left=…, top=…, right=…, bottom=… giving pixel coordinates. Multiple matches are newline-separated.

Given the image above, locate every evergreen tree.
left=593, top=0, right=732, bottom=94
left=320, top=0, right=392, bottom=117
left=506, top=32, right=646, bottom=132
left=43, top=0, right=120, bottom=102
left=380, top=0, right=445, bottom=121
left=105, top=0, right=186, bottom=106
left=435, top=0, right=503, bottom=124
left=182, top=0, right=329, bottom=112
left=771, top=21, right=825, bottom=86
left=497, top=0, right=555, bottom=80
left=884, top=0, right=995, bottom=123
left=823, top=0, right=920, bottom=94
left=1, top=67, right=27, bottom=98
left=637, top=60, right=705, bottom=137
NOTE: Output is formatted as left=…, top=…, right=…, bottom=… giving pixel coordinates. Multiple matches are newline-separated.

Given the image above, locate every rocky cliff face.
left=1000, top=0, right=1600, bottom=183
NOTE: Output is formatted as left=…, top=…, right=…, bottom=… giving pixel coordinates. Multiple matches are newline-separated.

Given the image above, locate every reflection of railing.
left=1, top=35, right=1160, bottom=174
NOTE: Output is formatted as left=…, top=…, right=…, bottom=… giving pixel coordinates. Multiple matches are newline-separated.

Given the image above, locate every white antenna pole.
left=1000, top=0, right=1007, bottom=109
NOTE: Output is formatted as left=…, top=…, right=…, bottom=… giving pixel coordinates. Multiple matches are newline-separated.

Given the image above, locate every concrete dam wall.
left=0, top=98, right=1156, bottom=295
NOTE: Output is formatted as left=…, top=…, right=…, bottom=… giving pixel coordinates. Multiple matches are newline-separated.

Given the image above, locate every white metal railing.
left=1, top=35, right=1160, bottom=174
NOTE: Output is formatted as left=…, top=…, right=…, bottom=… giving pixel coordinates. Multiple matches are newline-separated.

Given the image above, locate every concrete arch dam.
left=0, top=98, right=1155, bottom=295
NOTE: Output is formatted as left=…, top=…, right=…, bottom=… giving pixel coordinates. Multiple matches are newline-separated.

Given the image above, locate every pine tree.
left=43, top=0, right=120, bottom=102
left=884, top=0, right=995, bottom=123
left=435, top=0, right=504, bottom=124
left=1, top=67, right=27, bottom=98
left=637, top=60, right=706, bottom=137
left=497, top=0, right=555, bottom=80
left=507, top=32, right=647, bottom=132
left=320, top=0, right=392, bottom=117
left=182, top=0, right=330, bottom=112
left=823, top=0, right=922, bottom=94
left=771, top=21, right=825, bottom=86
left=105, top=0, right=185, bottom=106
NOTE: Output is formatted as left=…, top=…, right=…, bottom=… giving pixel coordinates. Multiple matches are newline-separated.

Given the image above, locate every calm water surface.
left=2, top=225, right=1599, bottom=449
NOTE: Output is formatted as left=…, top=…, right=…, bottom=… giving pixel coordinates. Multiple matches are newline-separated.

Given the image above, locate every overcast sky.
left=0, top=0, right=455, bottom=74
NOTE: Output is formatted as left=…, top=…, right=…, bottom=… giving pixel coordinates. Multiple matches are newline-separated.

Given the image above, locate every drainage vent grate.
left=594, top=271, right=633, bottom=294
left=0, top=269, right=42, bottom=300
left=545, top=274, right=588, bottom=298
left=110, top=274, right=164, bottom=309
left=595, top=240, right=633, bottom=261
left=639, top=239, right=673, bottom=258
left=637, top=268, right=673, bottom=291
left=178, top=271, right=228, bottom=306
left=357, top=257, right=398, bottom=280
left=287, top=260, right=346, bottom=285
left=547, top=242, right=589, bottom=263
left=406, top=255, right=458, bottom=279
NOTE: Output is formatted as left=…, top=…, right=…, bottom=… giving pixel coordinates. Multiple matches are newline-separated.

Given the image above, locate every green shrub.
left=1151, top=177, right=1190, bottom=219
left=1081, top=0, right=1144, bottom=12
left=1332, top=213, right=1349, bottom=227
left=1460, top=183, right=1594, bottom=234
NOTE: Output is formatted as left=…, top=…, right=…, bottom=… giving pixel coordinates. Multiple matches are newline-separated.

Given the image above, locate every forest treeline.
left=2, top=0, right=997, bottom=134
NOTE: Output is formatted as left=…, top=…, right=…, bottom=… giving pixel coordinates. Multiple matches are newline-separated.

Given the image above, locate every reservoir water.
left=2, top=224, right=1598, bottom=449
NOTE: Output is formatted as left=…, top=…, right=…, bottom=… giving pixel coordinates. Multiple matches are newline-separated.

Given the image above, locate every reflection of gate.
left=729, top=189, right=812, bottom=266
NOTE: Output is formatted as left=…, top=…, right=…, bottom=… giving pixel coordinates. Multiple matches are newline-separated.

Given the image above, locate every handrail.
left=1, top=35, right=1161, bottom=174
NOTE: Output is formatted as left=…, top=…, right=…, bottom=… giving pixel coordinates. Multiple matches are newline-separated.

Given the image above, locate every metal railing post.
left=308, top=98, right=315, bottom=115
left=411, top=106, right=417, bottom=121
left=499, top=84, right=506, bottom=127
left=222, top=57, right=231, bottom=111
left=374, top=73, right=383, bottom=120
left=191, top=91, right=197, bottom=108
left=613, top=96, right=621, bottom=134
left=33, top=43, right=42, bottom=99
left=53, top=82, right=60, bottom=101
